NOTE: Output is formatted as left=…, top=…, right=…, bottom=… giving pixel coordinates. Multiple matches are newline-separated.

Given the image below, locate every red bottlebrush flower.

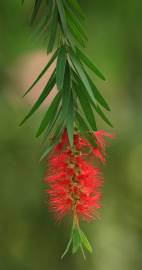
left=92, top=130, right=115, bottom=163
left=95, top=130, right=114, bottom=151
left=44, top=129, right=113, bottom=222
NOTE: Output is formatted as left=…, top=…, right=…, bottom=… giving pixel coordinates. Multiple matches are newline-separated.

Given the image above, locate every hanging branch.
left=21, top=0, right=114, bottom=258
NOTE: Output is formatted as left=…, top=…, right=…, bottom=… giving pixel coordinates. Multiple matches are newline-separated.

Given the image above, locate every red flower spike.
left=44, top=129, right=114, bottom=257
left=44, top=129, right=113, bottom=222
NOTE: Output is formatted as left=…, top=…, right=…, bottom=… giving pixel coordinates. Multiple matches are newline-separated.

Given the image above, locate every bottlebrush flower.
left=91, top=131, right=114, bottom=164
left=44, top=129, right=114, bottom=257
left=44, top=129, right=113, bottom=221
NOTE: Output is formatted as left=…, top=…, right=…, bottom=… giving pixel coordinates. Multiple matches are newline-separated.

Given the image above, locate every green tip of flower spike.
left=61, top=221, right=92, bottom=259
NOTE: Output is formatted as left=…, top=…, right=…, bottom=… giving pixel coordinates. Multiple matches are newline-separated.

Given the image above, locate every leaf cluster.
left=61, top=224, right=93, bottom=259
left=21, top=0, right=112, bottom=159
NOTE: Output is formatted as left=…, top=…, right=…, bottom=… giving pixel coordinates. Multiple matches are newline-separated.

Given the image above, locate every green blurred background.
left=0, top=0, right=142, bottom=269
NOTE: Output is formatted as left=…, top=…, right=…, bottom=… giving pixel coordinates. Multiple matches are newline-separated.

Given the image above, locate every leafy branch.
left=20, top=0, right=113, bottom=258
left=21, top=0, right=112, bottom=160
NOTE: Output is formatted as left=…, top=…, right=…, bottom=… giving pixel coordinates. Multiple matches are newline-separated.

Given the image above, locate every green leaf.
left=40, top=144, right=55, bottom=161
left=65, top=8, right=87, bottom=42
left=76, top=113, right=97, bottom=148
left=80, top=245, right=86, bottom=260
left=76, top=47, right=106, bottom=81
left=33, top=0, right=53, bottom=37
left=61, top=63, right=71, bottom=119
left=85, top=133, right=97, bottom=148
left=79, top=230, right=92, bottom=253
left=73, top=68, right=110, bottom=112
left=76, top=85, right=97, bottom=131
left=75, top=78, right=113, bottom=127
left=32, top=14, right=48, bottom=38
left=31, top=0, right=42, bottom=25
left=36, top=92, right=61, bottom=137
left=67, top=18, right=85, bottom=48
left=86, top=74, right=110, bottom=111
left=46, top=0, right=53, bottom=17
left=66, top=91, right=74, bottom=147
left=76, top=112, right=90, bottom=131
left=42, top=108, right=61, bottom=142
left=61, top=223, right=74, bottom=259
left=94, top=104, right=113, bottom=127
left=69, top=0, right=83, bottom=14
left=48, top=5, right=58, bottom=52
left=61, top=237, right=72, bottom=259
left=74, top=69, right=113, bottom=127
left=56, top=46, right=67, bottom=90
left=40, top=121, right=64, bottom=161
left=23, top=49, right=58, bottom=96
left=72, top=228, right=82, bottom=253
left=69, top=50, right=96, bottom=104
left=75, top=79, right=112, bottom=127
left=20, top=70, right=56, bottom=126
left=56, top=0, right=68, bottom=35
left=65, top=0, right=84, bottom=20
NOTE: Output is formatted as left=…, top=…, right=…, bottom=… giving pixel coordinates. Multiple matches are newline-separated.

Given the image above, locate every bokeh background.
left=0, top=0, right=142, bottom=269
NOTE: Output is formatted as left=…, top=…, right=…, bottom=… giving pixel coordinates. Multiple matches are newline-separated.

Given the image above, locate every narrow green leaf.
left=56, top=0, right=68, bottom=35
left=94, top=104, right=113, bottom=127
left=32, top=14, right=48, bottom=37
left=65, top=0, right=84, bottom=20
left=76, top=86, right=97, bottom=131
left=85, top=133, right=97, bottom=148
left=42, top=108, right=61, bottom=142
left=76, top=112, right=90, bottom=131
left=20, top=70, right=56, bottom=126
left=56, top=46, right=67, bottom=90
left=61, top=63, right=71, bottom=119
left=67, top=19, right=85, bottom=48
left=31, top=0, right=42, bottom=25
left=40, top=122, right=64, bottom=161
left=75, top=79, right=112, bottom=127
left=72, top=228, right=82, bottom=253
left=69, top=51, right=96, bottom=104
left=76, top=113, right=97, bottom=148
left=66, top=92, right=74, bottom=146
left=46, top=0, right=53, bottom=15
left=66, top=8, right=87, bottom=41
left=79, top=230, right=92, bottom=253
left=23, top=49, right=58, bottom=96
left=63, top=1, right=84, bottom=22
left=61, top=237, right=72, bottom=259
left=76, top=47, right=106, bottom=81
left=48, top=5, right=58, bottom=52
left=80, top=245, right=86, bottom=260
left=33, top=0, right=53, bottom=37
left=37, top=92, right=61, bottom=136
left=61, top=222, right=75, bottom=259
left=39, top=143, right=55, bottom=161
left=73, top=69, right=110, bottom=111
left=86, top=74, right=110, bottom=111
